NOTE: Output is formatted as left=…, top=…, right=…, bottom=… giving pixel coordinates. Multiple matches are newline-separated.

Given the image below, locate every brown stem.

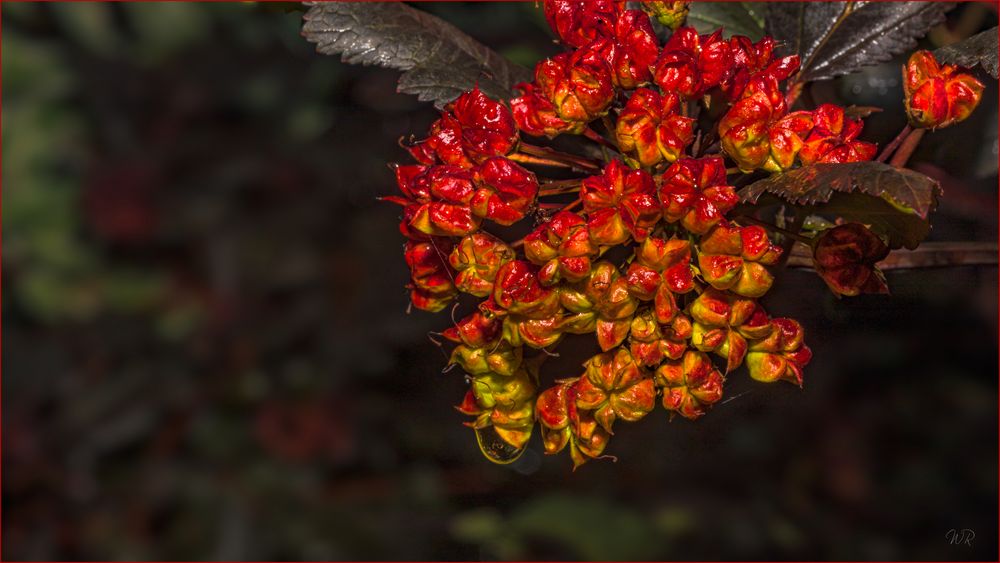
left=539, top=185, right=581, bottom=197
left=584, top=126, right=617, bottom=151
left=785, top=241, right=998, bottom=270
left=541, top=178, right=584, bottom=187
left=602, top=115, right=617, bottom=141
left=697, top=138, right=720, bottom=158
left=784, top=81, right=805, bottom=109
left=876, top=124, right=912, bottom=163
left=508, top=152, right=573, bottom=168
left=775, top=209, right=808, bottom=268
left=888, top=128, right=926, bottom=169
left=539, top=178, right=584, bottom=196
left=519, top=143, right=602, bottom=172
left=691, top=130, right=703, bottom=158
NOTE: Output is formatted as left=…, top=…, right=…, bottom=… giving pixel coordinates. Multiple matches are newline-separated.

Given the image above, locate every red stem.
left=888, top=128, right=926, bottom=169
left=584, top=127, right=617, bottom=151
left=876, top=124, right=912, bottom=163
left=508, top=152, right=573, bottom=169
left=518, top=143, right=601, bottom=172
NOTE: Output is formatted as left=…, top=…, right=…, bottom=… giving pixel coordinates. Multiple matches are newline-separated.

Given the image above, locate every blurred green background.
left=2, top=2, right=998, bottom=560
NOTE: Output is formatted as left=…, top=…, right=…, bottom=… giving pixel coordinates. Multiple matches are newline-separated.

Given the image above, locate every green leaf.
left=935, top=27, right=999, bottom=79
left=687, top=2, right=765, bottom=40
left=739, top=162, right=942, bottom=249
left=766, top=2, right=955, bottom=83
left=301, top=2, right=532, bottom=108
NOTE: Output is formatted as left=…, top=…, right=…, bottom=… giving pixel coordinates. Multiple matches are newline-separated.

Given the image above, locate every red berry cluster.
left=386, top=0, right=876, bottom=468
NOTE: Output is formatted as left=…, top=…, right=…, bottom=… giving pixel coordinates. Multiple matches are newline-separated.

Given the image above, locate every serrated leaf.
left=767, top=2, right=955, bottom=83
left=301, top=2, right=532, bottom=108
left=687, top=2, right=765, bottom=40
left=739, top=162, right=941, bottom=249
left=935, top=27, right=999, bottom=79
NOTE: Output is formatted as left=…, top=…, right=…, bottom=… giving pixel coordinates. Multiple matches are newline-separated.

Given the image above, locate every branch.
left=785, top=241, right=998, bottom=270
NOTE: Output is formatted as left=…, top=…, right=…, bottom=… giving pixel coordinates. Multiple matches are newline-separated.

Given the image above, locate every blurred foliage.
left=1, top=2, right=998, bottom=561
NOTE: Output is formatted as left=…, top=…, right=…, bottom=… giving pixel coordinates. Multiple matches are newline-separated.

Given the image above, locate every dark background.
left=2, top=2, right=998, bottom=560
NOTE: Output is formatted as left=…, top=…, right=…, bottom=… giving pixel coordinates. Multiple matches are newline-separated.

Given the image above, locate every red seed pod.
left=405, top=88, right=519, bottom=167
left=543, top=0, right=624, bottom=48
left=653, top=27, right=733, bottom=99
left=625, top=236, right=694, bottom=323
left=721, top=35, right=800, bottom=100
left=634, top=236, right=695, bottom=293
left=404, top=238, right=457, bottom=313
left=904, top=50, right=984, bottom=129
left=689, top=288, right=770, bottom=373
left=471, top=157, right=539, bottom=225
left=584, top=262, right=640, bottom=351
left=628, top=309, right=666, bottom=366
left=535, top=381, right=613, bottom=469
left=793, top=104, right=877, bottom=165
left=624, top=262, right=661, bottom=301
left=388, top=164, right=481, bottom=237
left=628, top=309, right=691, bottom=366
left=493, top=260, right=562, bottom=319
left=581, top=159, right=661, bottom=245
left=655, top=350, right=724, bottom=419
left=574, top=348, right=657, bottom=433
left=510, top=83, right=584, bottom=138
left=604, top=11, right=660, bottom=89
left=568, top=407, right=612, bottom=468
left=764, top=110, right=813, bottom=171
left=405, top=114, right=466, bottom=166
left=443, top=308, right=502, bottom=349
left=658, top=157, right=738, bottom=235
left=652, top=28, right=699, bottom=98
left=524, top=210, right=598, bottom=286
left=718, top=75, right=789, bottom=172
left=503, top=313, right=566, bottom=349
left=449, top=232, right=516, bottom=297
left=746, top=317, right=812, bottom=386
left=449, top=88, right=520, bottom=162
left=536, top=382, right=576, bottom=455
left=561, top=260, right=640, bottom=350
left=535, top=46, right=616, bottom=123
left=812, top=222, right=890, bottom=297
left=697, top=223, right=783, bottom=298
left=616, top=88, right=695, bottom=167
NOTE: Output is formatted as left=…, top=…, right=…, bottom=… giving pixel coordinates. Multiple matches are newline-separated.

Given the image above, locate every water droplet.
left=475, top=425, right=526, bottom=464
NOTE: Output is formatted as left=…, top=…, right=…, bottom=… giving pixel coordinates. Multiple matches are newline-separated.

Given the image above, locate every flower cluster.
left=385, top=1, right=983, bottom=468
